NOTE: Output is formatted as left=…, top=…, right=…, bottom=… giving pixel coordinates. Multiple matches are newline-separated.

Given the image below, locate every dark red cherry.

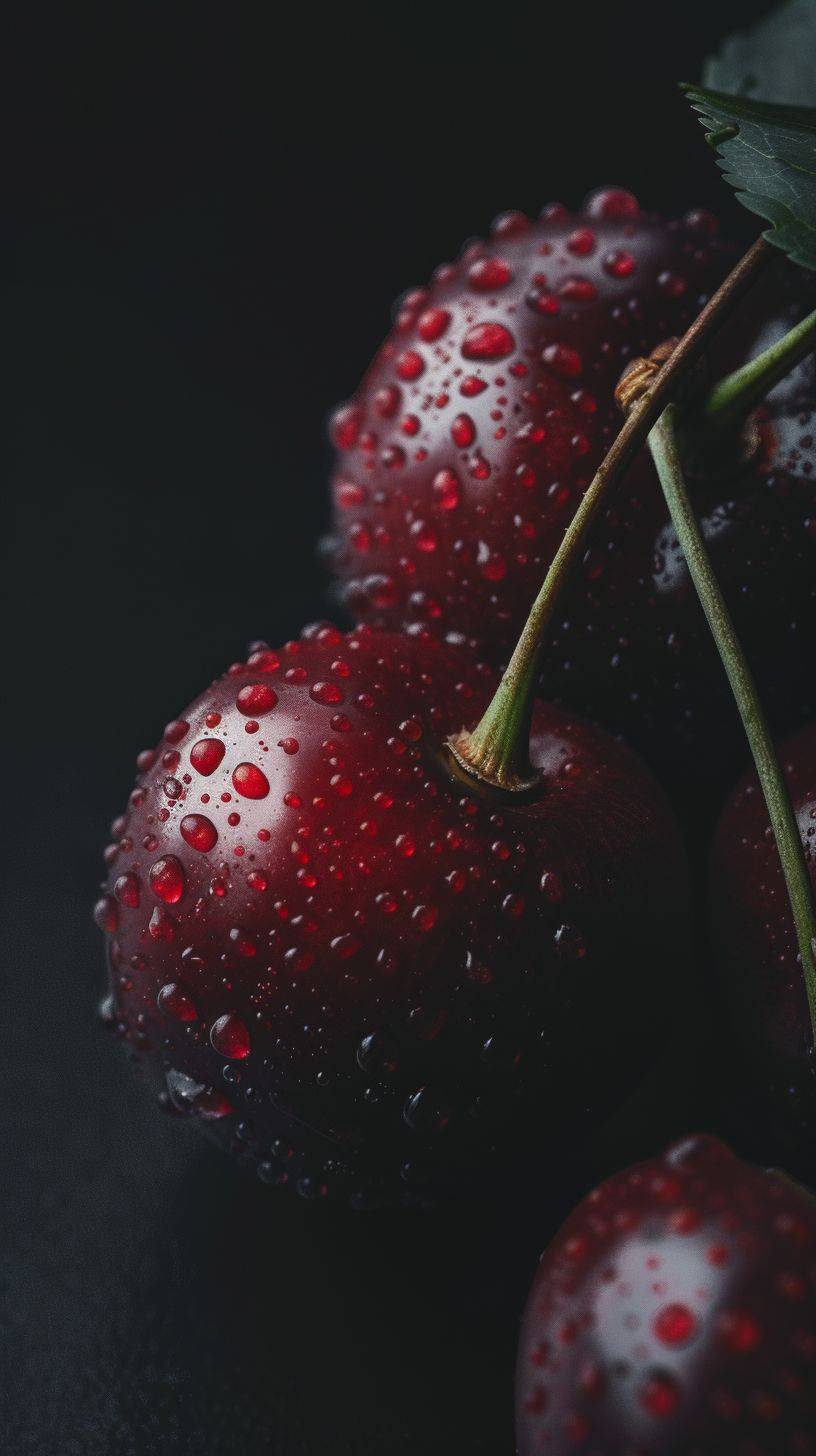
left=711, top=722, right=816, bottom=1161
left=94, top=625, right=688, bottom=1207
left=327, top=194, right=816, bottom=784
left=516, top=1135, right=816, bottom=1453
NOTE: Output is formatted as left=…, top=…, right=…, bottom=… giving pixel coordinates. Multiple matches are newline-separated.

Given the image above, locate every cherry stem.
left=447, top=235, right=774, bottom=792
left=648, top=404, right=816, bottom=1048
left=701, top=304, right=816, bottom=441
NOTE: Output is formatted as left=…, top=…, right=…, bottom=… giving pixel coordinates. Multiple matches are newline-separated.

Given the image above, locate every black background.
left=2, top=6, right=775, bottom=1453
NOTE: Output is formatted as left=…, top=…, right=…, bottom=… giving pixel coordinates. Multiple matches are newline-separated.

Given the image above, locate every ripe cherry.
left=711, top=722, right=816, bottom=1163
left=516, top=1134, right=816, bottom=1453
left=327, top=193, right=816, bottom=783
left=94, top=625, right=688, bottom=1207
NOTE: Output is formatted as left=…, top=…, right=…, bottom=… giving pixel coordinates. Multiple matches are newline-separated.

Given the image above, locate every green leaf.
left=682, top=85, right=816, bottom=271
left=703, top=0, right=816, bottom=106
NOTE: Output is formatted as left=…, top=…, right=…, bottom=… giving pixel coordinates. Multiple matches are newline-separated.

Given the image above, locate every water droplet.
left=310, top=681, right=344, bottom=705
left=542, top=343, right=582, bottom=378
left=461, top=322, right=515, bottom=361
left=638, top=1370, right=680, bottom=1418
left=93, top=895, right=118, bottom=933
left=180, top=814, right=218, bottom=852
left=603, top=248, right=635, bottom=278
left=653, top=1303, right=697, bottom=1347
left=232, top=762, right=270, bottom=799
left=417, top=307, right=450, bottom=341
left=150, top=855, right=186, bottom=904
left=114, top=872, right=141, bottom=908
left=210, top=1013, right=251, bottom=1060
left=719, top=1309, right=761, bottom=1353
left=467, top=256, right=512, bottom=290
left=396, top=349, right=424, bottom=381
left=157, top=982, right=198, bottom=1021
left=236, top=682, right=278, bottom=716
left=404, top=1085, right=451, bottom=1135
left=190, top=738, right=225, bottom=776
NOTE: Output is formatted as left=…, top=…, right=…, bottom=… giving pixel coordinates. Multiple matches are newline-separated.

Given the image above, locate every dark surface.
left=2, top=6, right=782, bottom=1453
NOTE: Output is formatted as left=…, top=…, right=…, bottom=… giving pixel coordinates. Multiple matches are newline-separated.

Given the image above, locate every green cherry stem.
left=701, top=303, right=816, bottom=441
left=447, top=234, right=773, bottom=792
left=648, top=404, right=816, bottom=1046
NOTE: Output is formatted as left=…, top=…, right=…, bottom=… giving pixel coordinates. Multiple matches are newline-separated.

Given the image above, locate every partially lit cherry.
left=327, top=192, right=816, bottom=783
left=517, top=1134, right=816, bottom=1453
left=94, top=625, right=688, bottom=1207
left=711, top=722, right=816, bottom=1163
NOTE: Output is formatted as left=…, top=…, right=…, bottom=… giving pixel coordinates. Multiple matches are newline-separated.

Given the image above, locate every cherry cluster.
left=95, top=190, right=816, bottom=1451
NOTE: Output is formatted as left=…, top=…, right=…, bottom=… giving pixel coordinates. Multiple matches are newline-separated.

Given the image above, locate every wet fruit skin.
left=516, top=1135, right=816, bottom=1454
left=711, top=722, right=816, bottom=1160
left=326, top=192, right=816, bottom=782
left=94, top=625, right=688, bottom=1208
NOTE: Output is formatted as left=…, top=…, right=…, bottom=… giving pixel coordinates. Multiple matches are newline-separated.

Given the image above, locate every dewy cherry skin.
left=94, top=625, right=688, bottom=1207
left=327, top=191, right=816, bottom=781
left=711, top=721, right=816, bottom=1160
left=516, top=1135, right=816, bottom=1454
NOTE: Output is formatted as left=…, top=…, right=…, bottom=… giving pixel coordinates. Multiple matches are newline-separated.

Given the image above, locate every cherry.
left=94, top=625, right=688, bottom=1207
left=711, top=722, right=816, bottom=1160
left=516, top=1134, right=816, bottom=1454
left=326, top=194, right=816, bottom=782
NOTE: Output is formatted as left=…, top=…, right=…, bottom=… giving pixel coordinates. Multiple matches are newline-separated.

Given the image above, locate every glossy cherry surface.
left=327, top=193, right=816, bottom=781
left=516, top=1135, right=816, bottom=1454
left=711, top=722, right=816, bottom=1160
left=94, top=626, right=688, bottom=1207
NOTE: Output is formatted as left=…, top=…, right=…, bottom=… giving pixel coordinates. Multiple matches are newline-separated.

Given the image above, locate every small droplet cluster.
left=516, top=1135, right=816, bottom=1453
left=327, top=191, right=816, bottom=781
left=94, top=625, right=687, bottom=1206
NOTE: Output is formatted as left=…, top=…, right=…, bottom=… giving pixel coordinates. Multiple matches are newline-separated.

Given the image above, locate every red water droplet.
left=157, top=982, right=197, bottom=1022
left=585, top=186, right=640, bottom=218
left=460, top=375, right=487, bottom=398
left=180, top=814, right=219, bottom=852
left=543, top=344, right=582, bottom=378
left=654, top=1303, right=697, bottom=1346
left=396, top=349, right=424, bottom=381
left=467, top=257, right=512, bottom=290
left=566, top=226, right=596, bottom=256
left=412, top=904, right=438, bottom=932
left=136, top=749, right=156, bottom=772
left=310, top=681, right=344, bottom=705
left=150, top=855, right=186, bottom=904
left=527, top=288, right=560, bottom=315
left=451, top=413, right=476, bottom=448
left=639, top=1370, right=680, bottom=1418
left=560, top=276, right=598, bottom=301
left=232, top=762, right=270, bottom=799
left=148, top=905, right=176, bottom=942
left=247, top=871, right=268, bottom=892
left=373, top=384, right=401, bottom=417
left=247, top=649, right=280, bottom=673
left=417, top=307, right=450, bottom=341
left=93, top=895, right=118, bottom=933
left=210, top=1013, right=251, bottom=1060
left=329, top=403, right=361, bottom=450
left=190, top=738, right=226, bottom=776
left=461, top=322, right=515, bottom=361
left=236, top=682, right=278, bottom=716
left=164, top=719, right=190, bottom=744
left=205, top=711, right=221, bottom=728
left=719, top=1309, right=762, bottom=1353
left=411, top=520, right=438, bottom=552
left=279, top=737, right=299, bottom=754
left=114, top=872, right=141, bottom=908
left=603, top=248, right=635, bottom=278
